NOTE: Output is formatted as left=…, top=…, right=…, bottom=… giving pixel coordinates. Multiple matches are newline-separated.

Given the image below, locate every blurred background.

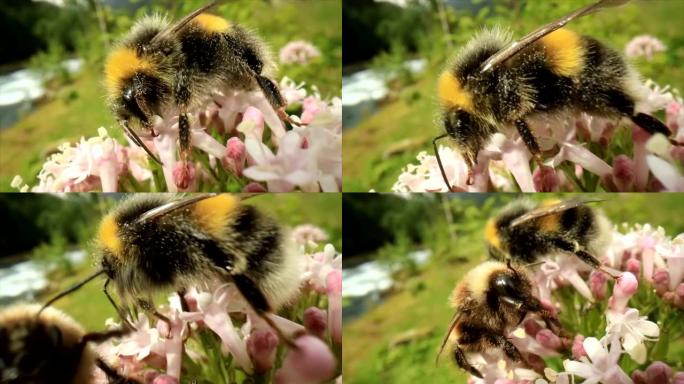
left=0, top=193, right=341, bottom=330
left=342, top=0, right=684, bottom=192
left=0, top=0, right=342, bottom=191
left=342, top=193, right=684, bottom=383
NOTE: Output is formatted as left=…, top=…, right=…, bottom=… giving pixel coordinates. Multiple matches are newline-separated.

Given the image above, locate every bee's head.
left=442, top=107, right=496, bottom=168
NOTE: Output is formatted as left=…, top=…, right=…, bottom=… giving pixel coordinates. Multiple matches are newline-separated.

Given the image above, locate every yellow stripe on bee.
left=438, top=71, right=474, bottom=112
left=192, top=194, right=239, bottom=237
left=104, top=47, right=155, bottom=95
left=540, top=28, right=585, bottom=77
left=194, top=13, right=231, bottom=33
left=467, top=261, right=505, bottom=302
left=484, top=219, right=501, bottom=250
left=537, top=199, right=562, bottom=232
left=98, top=214, right=122, bottom=257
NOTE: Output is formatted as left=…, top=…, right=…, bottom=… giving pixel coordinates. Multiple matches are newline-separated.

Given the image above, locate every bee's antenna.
left=433, top=133, right=453, bottom=191
left=37, top=269, right=107, bottom=318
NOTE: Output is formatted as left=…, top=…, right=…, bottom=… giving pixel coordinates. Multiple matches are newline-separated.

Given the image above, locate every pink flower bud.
left=590, top=271, right=608, bottom=301
left=653, top=268, right=671, bottom=295
left=541, top=299, right=558, bottom=317
left=525, top=353, right=546, bottom=374
left=224, top=137, right=246, bottom=175
left=274, top=335, right=336, bottom=384
left=172, top=162, right=196, bottom=190
left=612, top=155, right=635, bottom=191
left=536, top=329, right=562, bottom=350
left=609, top=272, right=638, bottom=312
left=301, top=97, right=322, bottom=125
left=675, top=283, right=684, bottom=309
left=523, top=319, right=542, bottom=337
left=242, top=182, right=267, bottom=193
left=672, top=146, right=684, bottom=163
left=303, top=307, right=327, bottom=339
left=673, top=372, right=684, bottom=384
left=152, top=375, right=179, bottom=384
left=646, top=361, right=673, bottom=384
left=326, top=270, right=342, bottom=344
left=572, top=334, right=586, bottom=359
left=626, top=258, right=641, bottom=276
left=533, top=166, right=560, bottom=192
left=632, top=370, right=647, bottom=384
left=247, top=328, right=279, bottom=374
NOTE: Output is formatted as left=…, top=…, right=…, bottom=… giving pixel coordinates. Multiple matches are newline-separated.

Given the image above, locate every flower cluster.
left=465, top=223, right=684, bottom=384
left=279, top=41, right=321, bottom=65
left=93, top=225, right=341, bottom=384
left=393, top=38, right=683, bottom=193
left=625, top=35, right=667, bottom=60
left=13, top=77, right=341, bottom=192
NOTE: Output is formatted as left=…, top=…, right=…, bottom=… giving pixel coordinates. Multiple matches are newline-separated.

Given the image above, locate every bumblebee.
left=0, top=303, right=135, bottom=384
left=42, top=194, right=305, bottom=346
left=434, top=0, right=681, bottom=189
left=436, top=261, right=563, bottom=378
left=485, top=198, right=615, bottom=276
left=104, top=2, right=290, bottom=171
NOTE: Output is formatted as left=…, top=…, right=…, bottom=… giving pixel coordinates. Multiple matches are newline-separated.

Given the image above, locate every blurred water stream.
left=342, top=249, right=430, bottom=322
left=0, top=249, right=86, bottom=305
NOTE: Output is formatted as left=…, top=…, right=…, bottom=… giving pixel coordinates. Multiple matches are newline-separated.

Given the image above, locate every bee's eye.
left=493, top=274, right=516, bottom=296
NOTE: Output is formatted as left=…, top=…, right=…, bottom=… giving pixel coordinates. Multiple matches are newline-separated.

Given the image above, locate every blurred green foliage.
left=343, top=0, right=684, bottom=191
left=343, top=193, right=684, bottom=383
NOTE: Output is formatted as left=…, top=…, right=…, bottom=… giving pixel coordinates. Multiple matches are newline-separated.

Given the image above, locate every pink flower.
left=247, top=328, right=278, bottom=373
left=605, top=308, right=660, bottom=364
left=609, top=272, right=638, bottom=312
left=180, top=285, right=254, bottom=373
left=274, top=335, right=336, bottom=384
left=625, top=35, right=666, bottom=59
left=589, top=271, right=608, bottom=301
left=562, top=336, right=631, bottom=384
left=172, top=161, right=196, bottom=191
left=533, top=166, right=560, bottom=192
left=292, top=224, right=329, bottom=248
left=28, top=128, right=124, bottom=192
left=279, top=77, right=308, bottom=105
left=536, top=329, right=563, bottom=350
left=224, top=137, right=246, bottom=176
left=652, top=268, right=670, bottom=295
left=326, top=269, right=342, bottom=344
left=646, top=155, right=684, bottom=191
left=236, top=106, right=265, bottom=142
left=303, top=307, right=327, bottom=339
left=612, top=154, right=636, bottom=191
left=279, top=40, right=321, bottom=65
left=243, top=131, right=316, bottom=192
left=572, top=334, right=587, bottom=359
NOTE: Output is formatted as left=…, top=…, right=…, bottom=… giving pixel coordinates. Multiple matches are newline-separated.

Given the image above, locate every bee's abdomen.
left=228, top=205, right=282, bottom=278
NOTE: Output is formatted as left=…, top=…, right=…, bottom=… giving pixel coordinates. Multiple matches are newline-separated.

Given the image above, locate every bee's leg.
left=514, top=119, right=545, bottom=168
left=552, top=238, right=620, bottom=278
left=138, top=298, right=174, bottom=337
left=485, top=333, right=524, bottom=363
left=630, top=113, right=682, bottom=146
left=453, top=346, right=483, bottom=378
left=103, top=280, right=135, bottom=330
left=232, top=273, right=299, bottom=349
left=254, top=75, right=297, bottom=125
left=96, top=358, right=140, bottom=384
left=609, top=90, right=682, bottom=146
left=81, top=328, right=130, bottom=344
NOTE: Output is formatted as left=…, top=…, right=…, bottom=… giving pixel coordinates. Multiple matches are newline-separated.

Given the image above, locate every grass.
left=343, top=0, right=684, bottom=192
left=342, top=193, right=684, bottom=383
left=0, top=0, right=341, bottom=192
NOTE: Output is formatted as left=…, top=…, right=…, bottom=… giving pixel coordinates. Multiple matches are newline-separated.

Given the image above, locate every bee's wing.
left=480, top=0, right=631, bottom=73
left=436, top=311, right=461, bottom=365
left=151, top=1, right=219, bottom=43
left=510, top=198, right=604, bottom=228
left=136, top=193, right=261, bottom=224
